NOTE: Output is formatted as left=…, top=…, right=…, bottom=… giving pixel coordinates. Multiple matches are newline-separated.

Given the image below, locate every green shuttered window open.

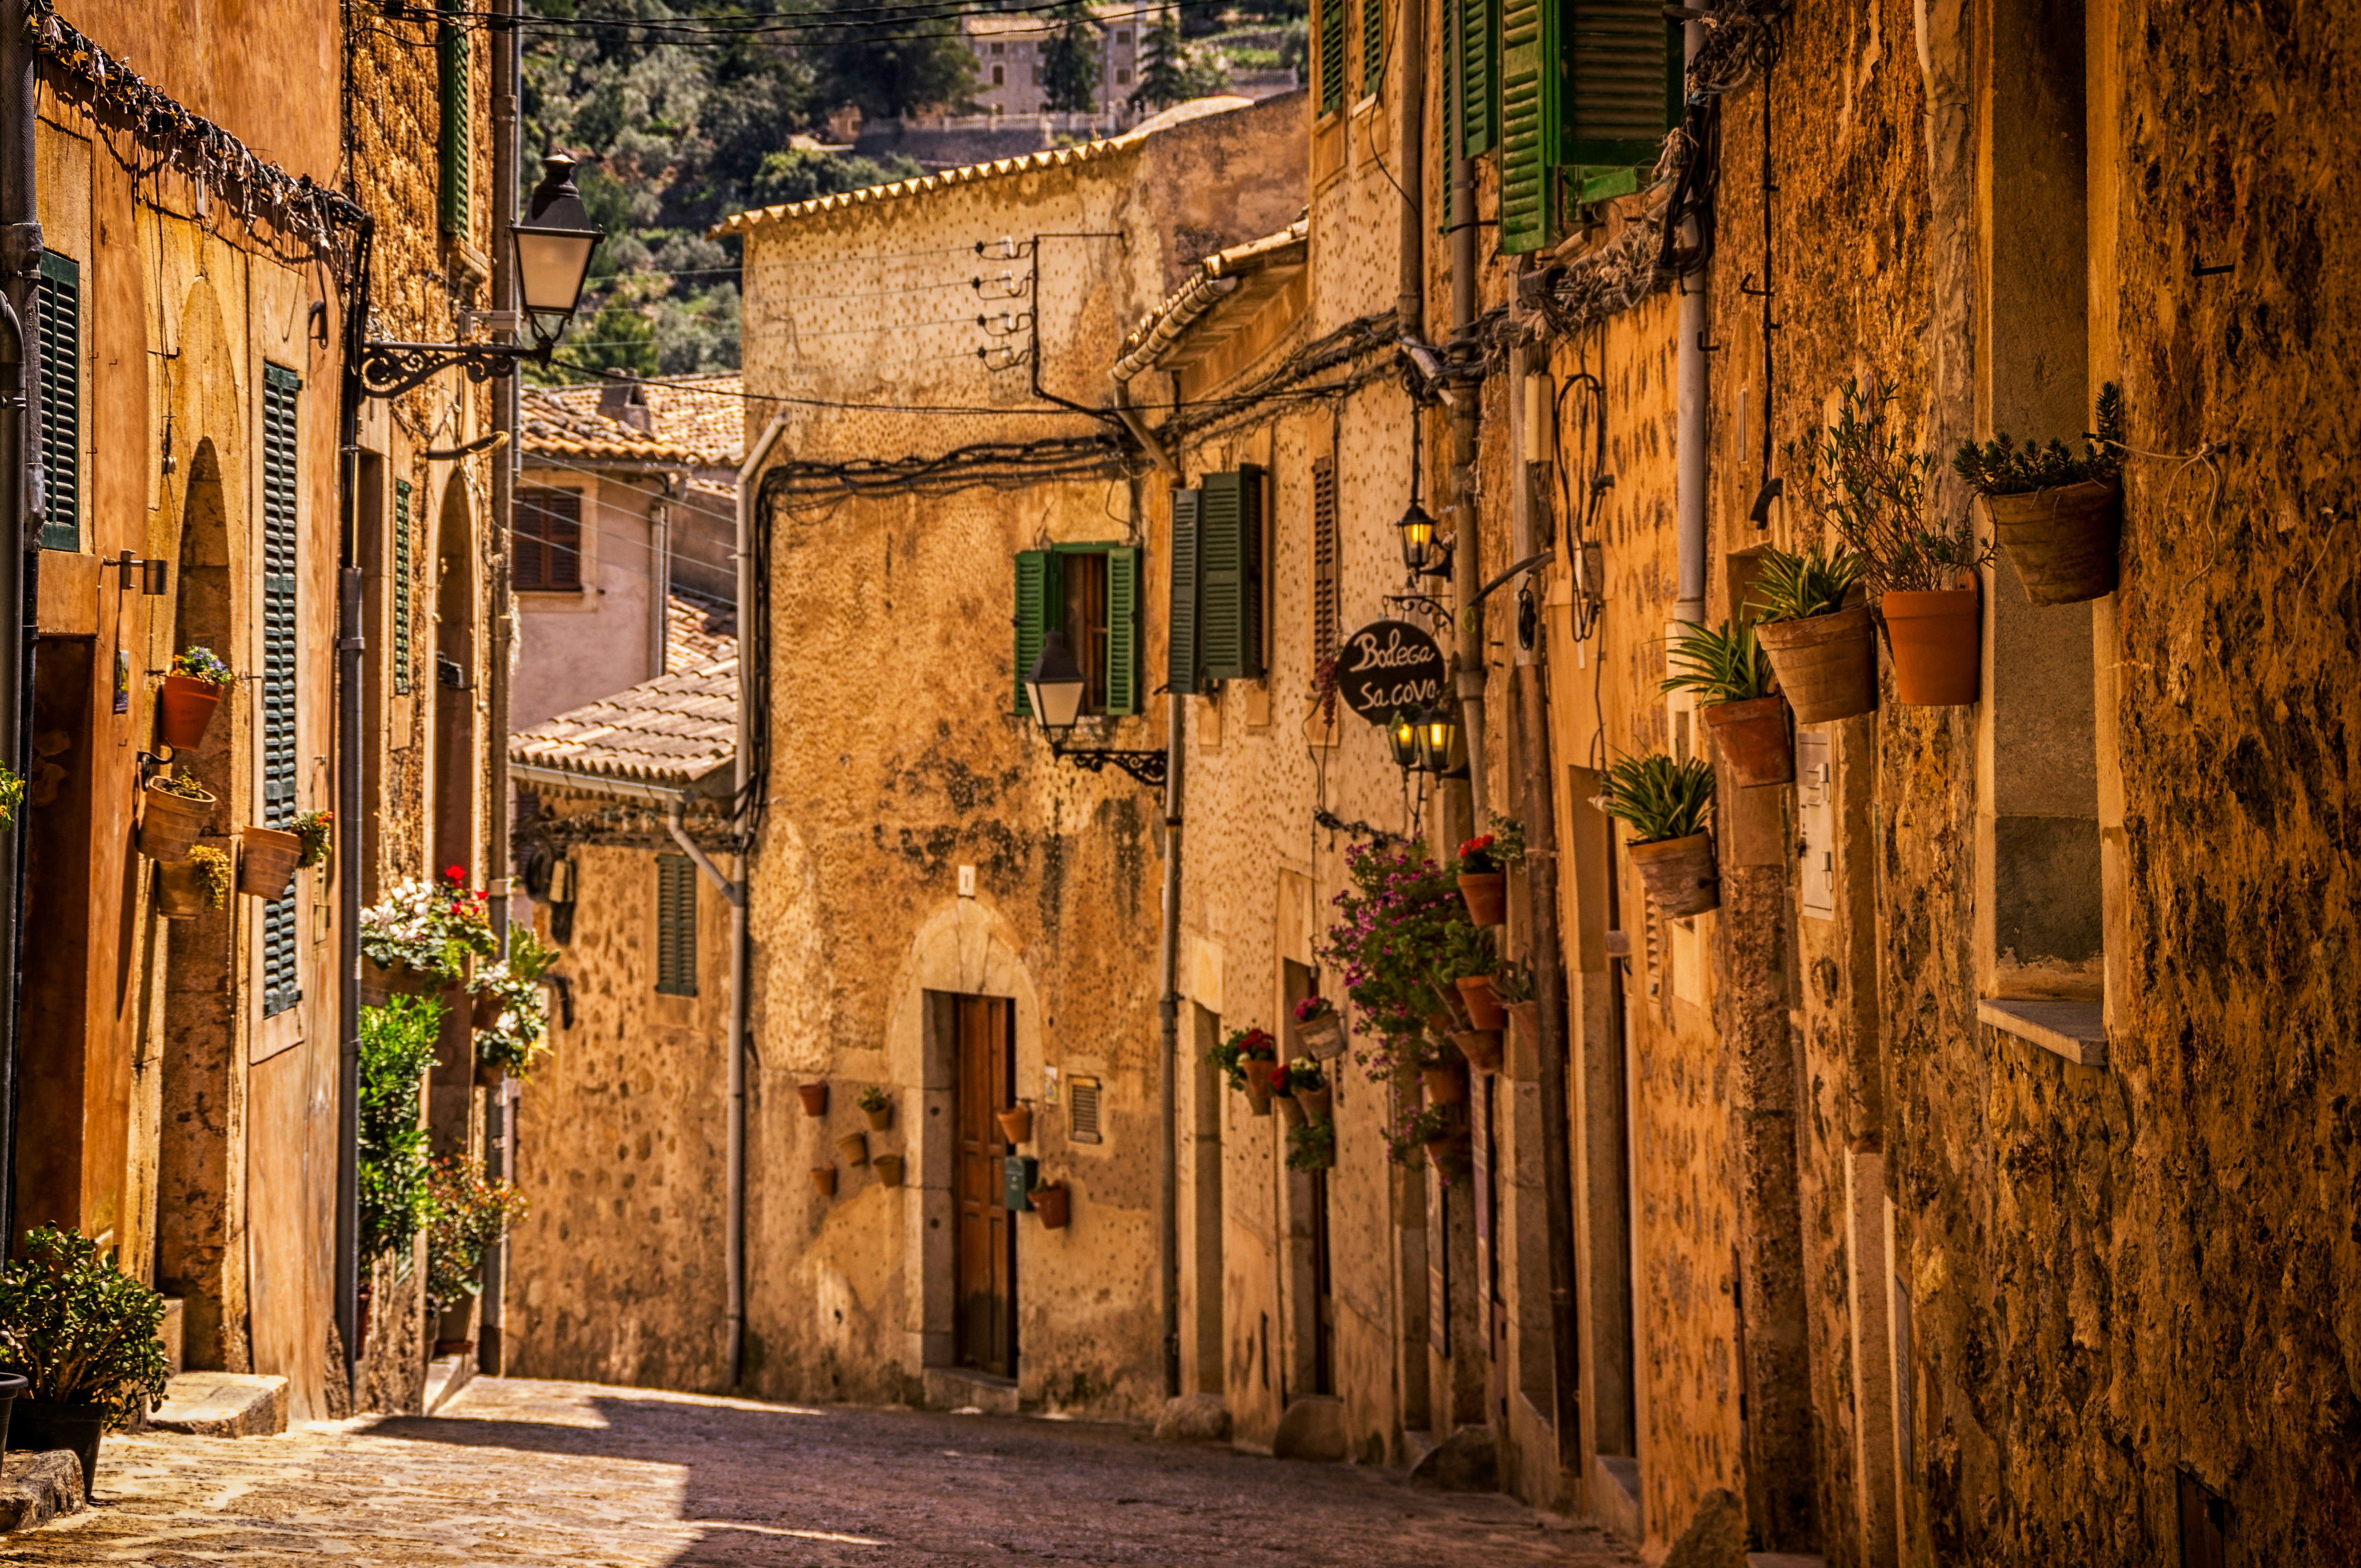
left=1167, top=488, right=1200, bottom=696
left=262, top=364, right=302, bottom=1019
left=438, top=22, right=471, bottom=235
left=656, top=854, right=698, bottom=996
left=1012, top=545, right=1139, bottom=717
left=1317, top=0, right=1347, bottom=115
left=393, top=478, right=414, bottom=696
left=1361, top=0, right=1385, bottom=96
left=1458, top=0, right=1498, bottom=157
left=36, top=252, right=79, bottom=551
left=1198, top=466, right=1264, bottom=683
left=1497, top=0, right=1681, bottom=253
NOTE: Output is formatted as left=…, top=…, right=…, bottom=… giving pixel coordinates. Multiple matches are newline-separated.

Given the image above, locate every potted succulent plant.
left=238, top=824, right=304, bottom=900
left=858, top=1085, right=893, bottom=1131
left=797, top=1082, right=830, bottom=1117
left=0, top=1226, right=172, bottom=1498
left=1604, top=752, right=1719, bottom=917
left=1952, top=383, right=2126, bottom=605
left=138, top=770, right=215, bottom=863
left=1030, top=1181, right=1071, bottom=1229
left=156, top=843, right=232, bottom=919
left=1663, top=619, right=1792, bottom=786
left=1747, top=543, right=1874, bottom=722
left=1454, top=834, right=1507, bottom=925
left=1493, top=961, right=1539, bottom=1050
left=1286, top=1118, right=1335, bottom=1173
left=157, top=646, right=236, bottom=750
left=1792, top=376, right=1990, bottom=706
left=1293, top=994, right=1345, bottom=1058
left=997, top=1101, right=1036, bottom=1144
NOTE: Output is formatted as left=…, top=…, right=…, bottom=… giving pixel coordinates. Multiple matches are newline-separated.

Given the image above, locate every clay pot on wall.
left=1421, top=1063, right=1467, bottom=1107
left=1031, top=1183, right=1070, bottom=1229
left=1297, top=1011, right=1345, bottom=1058
left=1881, top=587, right=1982, bottom=705
left=810, top=1166, right=837, bottom=1197
left=1504, top=1001, right=1540, bottom=1054
left=873, top=1154, right=905, bottom=1188
left=1756, top=606, right=1877, bottom=723
left=1627, top=832, right=1720, bottom=918
left=1984, top=480, right=2120, bottom=605
left=1457, top=870, right=1507, bottom=926
left=1455, top=974, right=1508, bottom=1031
left=1296, top=1085, right=1334, bottom=1122
left=155, top=859, right=214, bottom=919
left=1450, top=1028, right=1503, bottom=1074
left=237, top=826, right=303, bottom=900
left=138, top=779, right=214, bottom=863
left=1242, top=1060, right=1276, bottom=1117
left=797, top=1082, right=830, bottom=1118
left=361, top=957, right=442, bottom=1000
left=1703, top=695, right=1794, bottom=787
left=863, top=1103, right=893, bottom=1133
left=157, top=674, right=225, bottom=750
left=836, top=1132, right=869, bottom=1167
left=1275, top=1093, right=1308, bottom=1131
left=997, top=1102, right=1035, bottom=1144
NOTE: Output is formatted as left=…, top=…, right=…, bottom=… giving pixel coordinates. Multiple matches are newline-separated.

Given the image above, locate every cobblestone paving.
left=2, top=1378, right=1639, bottom=1566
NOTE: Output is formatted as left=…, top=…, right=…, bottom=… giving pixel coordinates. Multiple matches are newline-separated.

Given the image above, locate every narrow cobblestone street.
left=3, top=1379, right=1638, bottom=1566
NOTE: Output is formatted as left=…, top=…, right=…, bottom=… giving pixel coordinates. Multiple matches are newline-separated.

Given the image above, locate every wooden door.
left=1309, top=1168, right=1336, bottom=1394
left=954, top=995, right=1017, bottom=1376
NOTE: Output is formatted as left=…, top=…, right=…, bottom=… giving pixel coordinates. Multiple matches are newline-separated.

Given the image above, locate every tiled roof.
left=520, top=374, right=744, bottom=466
left=668, top=591, right=736, bottom=671
left=509, top=619, right=738, bottom=792
left=1113, top=218, right=1309, bottom=382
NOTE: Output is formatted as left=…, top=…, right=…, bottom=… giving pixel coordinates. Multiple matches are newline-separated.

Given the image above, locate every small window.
left=1117, top=67, right=1131, bottom=83
left=35, top=252, right=79, bottom=551
left=656, top=855, right=698, bottom=997
left=1014, top=545, right=1139, bottom=718
left=992, top=64, right=1005, bottom=85
left=1068, top=1076, right=1102, bottom=1144
left=991, top=40, right=1004, bottom=53
left=514, top=486, right=582, bottom=591
left=1115, top=28, right=1130, bottom=42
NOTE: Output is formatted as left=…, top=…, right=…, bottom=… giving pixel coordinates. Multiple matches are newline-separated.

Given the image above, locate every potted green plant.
left=238, top=823, right=304, bottom=900
left=1604, top=752, right=1718, bottom=917
left=138, top=770, right=215, bottom=863
left=291, top=809, right=334, bottom=869
left=424, top=1155, right=527, bottom=1351
left=1031, top=1180, right=1071, bottom=1229
left=1209, top=1026, right=1279, bottom=1115
left=1791, top=376, right=1990, bottom=705
left=361, top=870, right=498, bottom=994
left=359, top=997, right=441, bottom=1269
left=1492, top=961, right=1539, bottom=1050
left=1747, top=543, right=1874, bottom=722
left=1286, top=1118, right=1335, bottom=1172
left=858, top=1085, right=893, bottom=1131
left=472, top=928, right=556, bottom=1085
left=0, top=762, right=22, bottom=832
left=1952, top=383, right=2126, bottom=605
left=1663, top=619, right=1792, bottom=786
left=1281, top=1057, right=1332, bottom=1121
left=158, top=646, right=236, bottom=750
left=1454, top=833, right=1507, bottom=925
left=0, top=1226, right=172, bottom=1497
left=156, top=843, right=232, bottom=919
left=1292, top=994, right=1345, bottom=1058
left=1441, top=922, right=1506, bottom=1030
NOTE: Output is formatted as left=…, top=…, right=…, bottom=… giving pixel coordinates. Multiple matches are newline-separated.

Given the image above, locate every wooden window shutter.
left=1105, top=545, right=1139, bottom=717
left=1459, top=0, right=1498, bottom=157
left=1361, top=0, right=1384, bottom=95
left=1498, top=0, right=1560, bottom=254
left=438, top=21, right=471, bottom=235
left=656, top=855, right=698, bottom=997
left=515, top=487, right=582, bottom=592
left=35, top=252, right=78, bottom=551
left=1013, top=548, right=1051, bottom=715
left=1316, top=0, right=1347, bottom=115
left=1199, top=466, right=1265, bottom=683
left=1566, top=0, right=1684, bottom=167
left=1167, top=488, right=1201, bottom=696
left=261, top=363, right=302, bottom=1019
left=393, top=478, right=414, bottom=696
left=1312, top=458, right=1339, bottom=664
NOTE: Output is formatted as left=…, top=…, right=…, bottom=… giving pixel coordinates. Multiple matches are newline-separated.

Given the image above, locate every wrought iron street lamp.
left=1413, top=702, right=1460, bottom=776
left=1022, top=631, right=1168, bottom=788
left=360, top=154, right=606, bottom=399
left=1387, top=709, right=1421, bottom=771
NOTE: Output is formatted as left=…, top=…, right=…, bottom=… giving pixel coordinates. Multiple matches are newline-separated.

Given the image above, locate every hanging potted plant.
left=1419, top=1038, right=1468, bottom=1107
left=238, top=824, right=304, bottom=900
left=472, top=928, right=556, bottom=1086
left=836, top=1131, right=870, bottom=1168
left=1604, top=752, right=1719, bottom=917
left=157, top=646, right=236, bottom=751
left=1952, top=383, right=2126, bottom=606
left=1493, top=962, right=1539, bottom=1052
left=1747, top=544, right=1875, bottom=722
left=1293, top=994, right=1346, bottom=1058
left=858, top=1085, right=893, bottom=1131
left=1663, top=619, right=1792, bottom=786
left=797, top=1082, right=830, bottom=1117
left=873, top=1153, right=906, bottom=1188
left=1209, top=1026, right=1279, bottom=1116
left=810, top=1166, right=837, bottom=1198
left=1792, top=376, right=1990, bottom=706
left=156, top=844, right=232, bottom=920
left=1285, top=1118, right=1335, bottom=1173
left=138, top=770, right=215, bottom=863
left=1444, top=923, right=1506, bottom=1030
left=1454, top=834, right=1508, bottom=925
left=0, top=1226, right=172, bottom=1499
left=1284, top=1057, right=1332, bottom=1122
left=997, top=1099, right=1036, bottom=1144
left=1030, top=1180, right=1071, bottom=1229
left=1271, top=1061, right=1312, bottom=1130
left=292, top=809, right=334, bottom=870
left=362, top=870, right=497, bottom=995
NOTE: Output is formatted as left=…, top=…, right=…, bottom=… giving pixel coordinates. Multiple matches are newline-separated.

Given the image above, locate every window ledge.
left=1978, top=997, right=2107, bottom=1068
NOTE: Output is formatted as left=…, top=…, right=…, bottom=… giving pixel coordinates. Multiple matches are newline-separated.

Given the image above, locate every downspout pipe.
left=1447, top=39, right=1487, bottom=831
left=1673, top=12, right=1710, bottom=627
left=1157, top=676, right=1184, bottom=1397
left=730, top=411, right=789, bottom=1388
left=334, top=211, right=376, bottom=1400
left=0, top=0, right=34, bottom=1253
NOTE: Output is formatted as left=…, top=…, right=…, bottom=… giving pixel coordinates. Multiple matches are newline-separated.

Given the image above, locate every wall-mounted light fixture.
left=1413, top=702, right=1462, bottom=777
left=1021, top=630, right=1167, bottom=788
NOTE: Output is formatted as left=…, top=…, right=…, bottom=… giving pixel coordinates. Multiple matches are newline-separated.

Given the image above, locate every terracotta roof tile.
left=520, top=373, right=744, bottom=466
left=509, top=612, right=738, bottom=791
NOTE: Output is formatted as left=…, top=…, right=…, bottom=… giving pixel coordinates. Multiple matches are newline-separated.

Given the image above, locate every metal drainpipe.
left=333, top=209, right=375, bottom=1400
left=1157, top=666, right=1185, bottom=1398
left=731, top=413, right=788, bottom=1387
left=1449, top=134, right=1487, bottom=831
left=0, top=0, right=36, bottom=1253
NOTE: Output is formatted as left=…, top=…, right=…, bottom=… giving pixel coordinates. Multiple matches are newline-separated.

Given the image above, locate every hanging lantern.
left=1414, top=703, right=1459, bottom=775
left=1387, top=710, right=1420, bottom=771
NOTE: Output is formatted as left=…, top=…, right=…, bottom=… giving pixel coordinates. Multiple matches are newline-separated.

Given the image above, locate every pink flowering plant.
left=361, top=867, right=498, bottom=983
left=1314, top=839, right=1478, bottom=1078
left=1293, top=994, right=1335, bottom=1024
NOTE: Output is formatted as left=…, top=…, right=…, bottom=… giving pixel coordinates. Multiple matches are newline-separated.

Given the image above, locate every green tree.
left=1042, top=1, right=1099, bottom=112
left=748, top=146, right=924, bottom=207
left=809, top=27, right=978, bottom=119
left=1130, top=8, right=1190, bottom=110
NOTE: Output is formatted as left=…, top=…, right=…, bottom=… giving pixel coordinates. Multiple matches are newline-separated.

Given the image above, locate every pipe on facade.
left=665, top=800, right=742, bottom=907
left=0, top=0, right=35, bottom=1253
left=1673, top=14, right=1710, bottom=627
left=1111, top=378, right=1177, bottom=477
left=1446, top=52, right=1487, bottom=832
left=1157, top=683, right=1185, bottom=1397
left=1394, top=0, right=1425, bottom=342
left=730, top=411, right=790, bottom=1387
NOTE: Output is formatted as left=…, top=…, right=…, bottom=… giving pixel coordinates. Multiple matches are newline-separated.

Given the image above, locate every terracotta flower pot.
left=157, top=673, right=226, bottom=750
left=1983, top=480, right=2120, bottom=605
left=1457, top=869, right=1507, bottom=926
left=1242, top=1059, right=1276, bottom=1117
left=155, top=859, right=215, bottom=919
left=1297, top=1011, right=1346, bottom=1058
left=1756, top=606, right=1877, bottom=723
left=1505, top=1000, right=1540, bottom=1053
left=13, top=1399, right=105, bottom=1499
left=1422, top=1063, right=1467, bottom=1106
left=138, top=780, right=214, bottom=863
left=997, top=1103, right=1035, bottom=1144
left=1275, top=1093, right=1308, bottom=1130
left=1422, top=1134, right=1467, bottom=1176
left=1881, top=587, right=1981, bottom=706
left=1455, top=973, right=1508, bottom=1031
left=1628, top=831, right=1719, bottom=918
left=1450, top=1028, right=1503, bottom=1074
left=797, top=1082, right=829, bottom=1118
left=810, top=1166, right=837, bottom=1197
left=1703, top=694, right=1794, bottom=787
left=1297, top=1085, right=1334, bottom=1122
left=237, top=825, right=303, bottom=900
left=1032, top=1183, right=1070, bottom=1229
left=836, top=1131, right=869, bottom=1167
left=863, top=1104, right=892, bottom=1133
left=873, top=1153, right=905, bottom=1188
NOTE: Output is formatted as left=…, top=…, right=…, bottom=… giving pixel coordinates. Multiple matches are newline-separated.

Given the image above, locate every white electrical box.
left=1797, top=732, right=1835, bottom=919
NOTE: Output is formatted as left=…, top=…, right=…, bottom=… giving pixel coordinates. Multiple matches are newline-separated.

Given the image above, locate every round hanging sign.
left=1334, top=619, right=1447, bottom=725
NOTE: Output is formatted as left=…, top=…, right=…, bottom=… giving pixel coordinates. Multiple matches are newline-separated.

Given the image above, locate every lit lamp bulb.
left=1387, top=710, right=1420, bottom=771
left=1415, top=703, right=1458, bottom=775
left=1395, top=499, right=1439, bottom=574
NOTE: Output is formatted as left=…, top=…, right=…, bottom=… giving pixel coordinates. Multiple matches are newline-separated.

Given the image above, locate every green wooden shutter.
left=1460, top=0, right=1497, bottom=156
left=262, top=364, right=302, bottom=1019
left=656, top=855, right=698, bottom=997
left=1498, top=0, right=1559, bottom=253
left=393, top=478, right=413, bottom=696
left=1199, top=466, right=1265, bottom=682
left=1105, top=546, right=1139, bottom=717
left=1167, top=488, right=1201, bottom=696
left=1013, top=549, right=1051, bottom=715
left=1566, top=0, right=1683, bottom=166
left=1317, top=0, right=1347, bottom=114
left=438, top=21, right=471, bottom=235
left=35, top=252, right=78, bottom=551
left=1361, top=0, right=1384, bottom=96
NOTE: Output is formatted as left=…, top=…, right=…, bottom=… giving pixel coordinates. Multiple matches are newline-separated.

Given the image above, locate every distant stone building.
left=960, top=10, right=1139, bottom=118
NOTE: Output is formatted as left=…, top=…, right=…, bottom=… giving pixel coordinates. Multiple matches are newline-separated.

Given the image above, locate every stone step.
left=921, top=1366, right=1020, bottom=1416
left=0, top=1450, right=84, bottom=1534
left=148, top=1372, right=288, bottom=1438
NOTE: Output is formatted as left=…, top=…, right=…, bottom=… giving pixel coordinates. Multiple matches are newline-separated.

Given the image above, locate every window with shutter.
left=1361, top=0, right=1384, bottom=96
left=515, top=487, right=583, bottom=592
left=1199, top=466, right=1265, bottom=683
left=1103, top=546, right=1138, bottom=717
left=1565, top=0, right=1683, bottom=167
left=1316, top=0, right=1347, bottom=115
left=1458, top=0, right=1498, bottom=157
left=262, top=364, right=302, bottom=1019
left=438, top=21, right=471, bottom=236
left=1014, top=545, right=1139, bottom=717
left=1312, top=458, right=1339, bottom=664
left=1013, top=549, right=1049, bottom=715
left=35, top=252, right=78, bottom=551
left=1167, top=488, right=1201, bottom=696
left=656, top=854, right=698, bottom=997
left=393, top=478, right=414, bottom=696
left=1498, top=0, right=1558, bottom=253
